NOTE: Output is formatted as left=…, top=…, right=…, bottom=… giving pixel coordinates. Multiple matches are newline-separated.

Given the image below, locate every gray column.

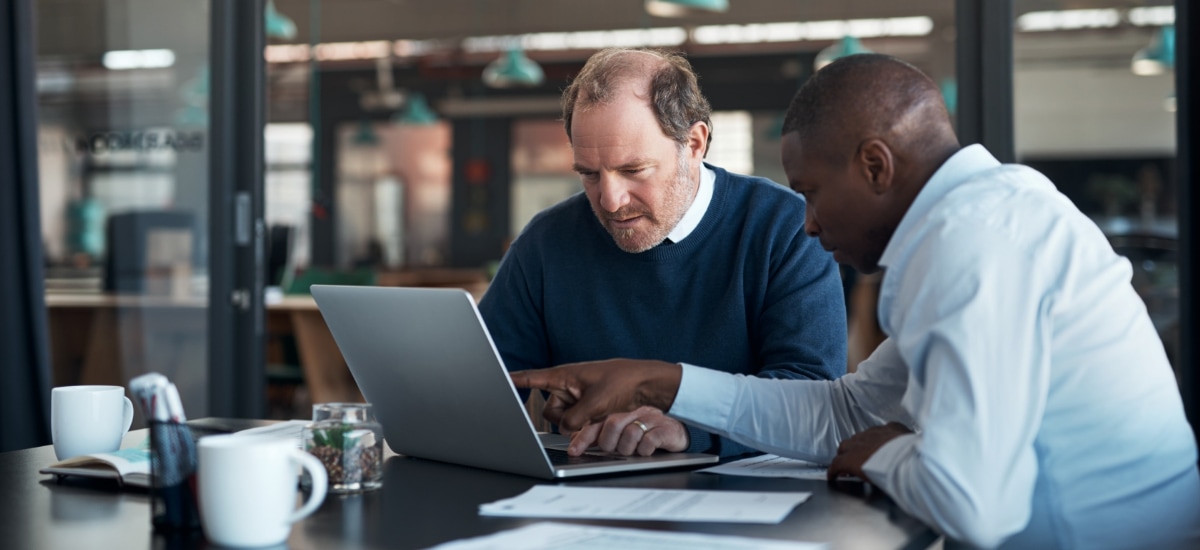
left=955, top=0, right=1015, bottom=163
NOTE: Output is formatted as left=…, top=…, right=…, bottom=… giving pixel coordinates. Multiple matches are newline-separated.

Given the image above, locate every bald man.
left=513, top=54, right=1200, bottom=549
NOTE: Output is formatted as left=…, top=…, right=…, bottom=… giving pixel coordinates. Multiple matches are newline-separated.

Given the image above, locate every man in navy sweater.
left=478, top=48, right=846, bottom=457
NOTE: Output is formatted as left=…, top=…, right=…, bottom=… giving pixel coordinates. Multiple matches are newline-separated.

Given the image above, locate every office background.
left=2, top=0, right=1197, bottom=453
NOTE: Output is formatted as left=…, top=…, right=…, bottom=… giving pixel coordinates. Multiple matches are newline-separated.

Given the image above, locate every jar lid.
left=312, top=402, right=376, bottom=423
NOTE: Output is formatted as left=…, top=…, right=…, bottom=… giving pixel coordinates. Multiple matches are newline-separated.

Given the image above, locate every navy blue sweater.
left=480, top=165, right=847, bottom=456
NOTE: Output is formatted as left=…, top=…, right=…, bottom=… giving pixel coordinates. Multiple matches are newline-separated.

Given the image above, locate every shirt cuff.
left=668, top=363, right=737, bottom=432
left=861, top=432, right=918, bottom=488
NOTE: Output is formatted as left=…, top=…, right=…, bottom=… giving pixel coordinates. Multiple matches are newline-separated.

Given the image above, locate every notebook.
left=310, top=285, right=718, bottom=479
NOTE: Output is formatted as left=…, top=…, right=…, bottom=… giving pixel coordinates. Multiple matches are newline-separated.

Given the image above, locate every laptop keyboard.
left=544, top=448, right=631, bottom=466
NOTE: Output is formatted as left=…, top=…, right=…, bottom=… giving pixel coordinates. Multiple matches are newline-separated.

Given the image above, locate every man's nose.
left=804, top=206, right=820, bottom=237
left=598, top=174, right=631, bottom=213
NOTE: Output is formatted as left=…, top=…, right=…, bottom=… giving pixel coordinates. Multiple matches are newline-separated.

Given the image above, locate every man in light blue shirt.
left=513, top=54, right=1200, bottom=549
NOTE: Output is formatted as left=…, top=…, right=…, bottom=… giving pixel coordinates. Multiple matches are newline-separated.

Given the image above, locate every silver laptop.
left=310, top=285, right=718, bottom=479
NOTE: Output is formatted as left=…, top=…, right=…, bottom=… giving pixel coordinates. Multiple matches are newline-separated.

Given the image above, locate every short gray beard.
left=606, top=145, right=695, bottom=253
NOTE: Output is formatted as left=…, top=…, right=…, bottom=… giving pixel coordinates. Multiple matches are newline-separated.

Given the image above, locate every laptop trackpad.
left=538, top=432, right=571, bottom=449
left=538, top=433, right=630, bottom=461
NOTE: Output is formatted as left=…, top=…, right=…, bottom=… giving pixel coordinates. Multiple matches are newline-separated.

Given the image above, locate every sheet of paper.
left=699, top=454, right=828, bottom=480
left=231, top=420, right=309, bottom=447
left=433, top=522, right=829, bottom=550
left=479, top=486, right=811, bottom=524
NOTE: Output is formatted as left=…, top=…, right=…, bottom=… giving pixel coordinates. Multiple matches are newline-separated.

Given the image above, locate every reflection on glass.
left=335, top=121, right=451, bottom=269
left=37, top=0, right=212, bottom=423
left=510, top=119, right=576, bottom=239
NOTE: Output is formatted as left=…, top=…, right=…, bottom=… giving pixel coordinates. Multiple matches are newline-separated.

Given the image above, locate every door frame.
left=209, top=0, right=266, bottom=418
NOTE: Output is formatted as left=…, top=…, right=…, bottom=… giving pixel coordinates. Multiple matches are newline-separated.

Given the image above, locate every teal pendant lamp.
left=174, top=67, right=209, bottom=126
left=939, top=77, right=957, bottom=116
left=266, top=0, right=297, bottom=40
left=1131, top=25, right=1175, bottom=76
left=352, top=120, right=379, bottom=146
left=814, top=35, right=872, bottom=71
left=645, top=0, right=729, bottom=17
left=483, top=47, right=544, bottom=88
left=392, top=93, right=439, bottom=126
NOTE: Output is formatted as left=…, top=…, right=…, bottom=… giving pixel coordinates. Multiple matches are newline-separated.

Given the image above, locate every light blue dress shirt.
left=672, top=145, right=1200, bottom=548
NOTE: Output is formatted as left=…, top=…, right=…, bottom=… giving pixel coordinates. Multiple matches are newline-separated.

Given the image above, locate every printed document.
left=433, top=522, right=829, bottom=550
left=478, top=486, right=811, bottom=524
left=698, top=454, right=828, bottom=480
left=232, top=419, right=309, bottom=447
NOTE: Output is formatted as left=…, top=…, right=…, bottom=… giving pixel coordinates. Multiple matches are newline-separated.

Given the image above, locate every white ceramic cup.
left=51, top=385, right=134, bottom=461
left=197, top=434, right=328, bottom=547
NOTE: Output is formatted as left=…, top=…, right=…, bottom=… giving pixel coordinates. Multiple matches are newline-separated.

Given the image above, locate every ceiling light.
left=482, top=47, right=544, bottom=89
left=102, top=49, right=176, bottom=70
left=1017, top=9, right=1120, bottom=32
left=814, top=36, right=871, bottom=72
left=1132, top=25, right=1174, bottom=76
left=392, top=93, right=439, bottom=126
left=1128, top=6, right=1175, bottom=27
left=692, top=17, right=932, bottom=45
left=645, top=0, right=729, bottom=18
left=464, top=28, right=687, bottom=53
left=316, top=41, right=391, bottom=62
left=352, top=121, right=378, bottom=146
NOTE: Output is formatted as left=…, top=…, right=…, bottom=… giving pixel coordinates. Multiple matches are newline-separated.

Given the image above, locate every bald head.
left=778, top=54, right=961, bottom=274
left=782, top=54, right=959, bottom=172
left=563, top=48, right=712, bottom=154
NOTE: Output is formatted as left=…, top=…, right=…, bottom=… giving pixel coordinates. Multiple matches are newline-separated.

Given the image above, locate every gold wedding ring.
left=632, top=420, right=650, bottom=433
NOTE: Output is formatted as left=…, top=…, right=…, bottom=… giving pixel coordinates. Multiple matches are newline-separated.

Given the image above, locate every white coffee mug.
left=197, top=434, right=328, bottom=547
left=51, top=385, right=134, bottom=461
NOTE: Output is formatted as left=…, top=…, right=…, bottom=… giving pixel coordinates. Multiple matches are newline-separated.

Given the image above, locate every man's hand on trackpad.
left=567, top=406, right=689, bottom=456
left=510, top=359, right=684, bottom=431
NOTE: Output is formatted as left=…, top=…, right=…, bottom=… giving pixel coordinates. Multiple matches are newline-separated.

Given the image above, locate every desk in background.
left=267, top=294, right=363, bottom=404
left=46, top=271, right=490, bottom=411
left=45, top=292, right=367, bottom=407
left=1, top=418, right=938, bottom=550
left=45, top=292, right=210, bottom=417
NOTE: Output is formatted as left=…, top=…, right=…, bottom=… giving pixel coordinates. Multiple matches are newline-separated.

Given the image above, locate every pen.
left=130, top=373, right=170, bottom=422
left=164, top=383, right=187, bottom=423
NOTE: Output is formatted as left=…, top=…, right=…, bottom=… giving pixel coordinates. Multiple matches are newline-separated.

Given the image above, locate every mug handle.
left=121, top=396, right=134, bottom=435
left=286, top=448, right=328, bottom=524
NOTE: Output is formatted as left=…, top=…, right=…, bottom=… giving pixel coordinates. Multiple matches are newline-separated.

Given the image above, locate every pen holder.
left=303, top=403, right=384, bottom=493
left=148, top=420, right=201, bottom=531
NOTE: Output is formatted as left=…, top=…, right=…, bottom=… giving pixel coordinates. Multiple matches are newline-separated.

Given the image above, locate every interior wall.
left=1015, top=66, right=1176, bottom=158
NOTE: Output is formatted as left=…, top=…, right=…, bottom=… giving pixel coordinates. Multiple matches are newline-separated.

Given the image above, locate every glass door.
left=36, top=0, right=264, bottom=423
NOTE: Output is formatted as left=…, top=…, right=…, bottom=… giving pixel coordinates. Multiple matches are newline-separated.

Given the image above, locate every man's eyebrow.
left=616, top=159, right=654, bottom=170
left=572, top=159, right=655, bottom=173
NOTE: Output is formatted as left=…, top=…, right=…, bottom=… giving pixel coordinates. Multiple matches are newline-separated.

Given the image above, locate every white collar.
left=667, top=163, right=715, bottom=243
left=878, top=144, right=1001, bottom=269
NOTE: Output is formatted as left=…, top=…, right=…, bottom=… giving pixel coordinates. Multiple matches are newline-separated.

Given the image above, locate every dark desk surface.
left=0, top=418, right=937, bottom=550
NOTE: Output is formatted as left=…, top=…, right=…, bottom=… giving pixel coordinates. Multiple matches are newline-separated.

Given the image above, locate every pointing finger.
left=511, top=369, right=555, bottom=391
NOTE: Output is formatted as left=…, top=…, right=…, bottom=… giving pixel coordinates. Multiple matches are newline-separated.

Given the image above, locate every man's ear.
left=687, top=121, right=710, bottom=161
left=857, top=138, right=894, bottom=195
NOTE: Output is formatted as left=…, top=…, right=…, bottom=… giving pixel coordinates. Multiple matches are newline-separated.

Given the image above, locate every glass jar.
left=303, top=403, right=384, bottom=492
